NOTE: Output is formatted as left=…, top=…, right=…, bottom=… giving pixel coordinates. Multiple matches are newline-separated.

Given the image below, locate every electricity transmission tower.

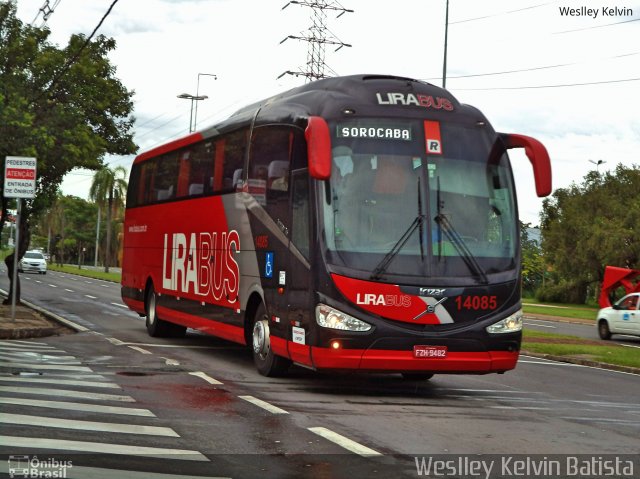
left=31, top=0, right=63, bottom=28
left=279, top=0, right=353, bottom=82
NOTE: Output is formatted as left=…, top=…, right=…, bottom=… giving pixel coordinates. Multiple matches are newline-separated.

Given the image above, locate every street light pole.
left=177, top=93, right=208, bottom=133
left=588, top=159, right=606, bottom=173
left=195, top=73, right=217, bottom=131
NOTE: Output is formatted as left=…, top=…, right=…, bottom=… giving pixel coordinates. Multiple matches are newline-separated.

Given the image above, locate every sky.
left=14, top=0, right=640, bottom=224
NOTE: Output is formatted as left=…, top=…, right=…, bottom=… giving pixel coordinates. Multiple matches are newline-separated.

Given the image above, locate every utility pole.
left=279, top=1, right=353, bottom=82
left=443, top=0, right=450, bottom=89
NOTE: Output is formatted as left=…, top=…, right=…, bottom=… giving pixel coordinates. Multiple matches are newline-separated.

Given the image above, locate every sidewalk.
left=0, top=298, right=77, bottom=339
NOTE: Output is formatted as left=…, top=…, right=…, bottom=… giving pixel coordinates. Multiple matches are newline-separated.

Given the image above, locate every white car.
left=597, top=293, right=640, bottom=339
left=18, top=250, right=48, bottom=274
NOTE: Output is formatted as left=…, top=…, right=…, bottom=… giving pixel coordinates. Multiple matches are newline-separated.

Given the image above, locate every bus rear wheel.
left=251, top=303, right=291, bottom=377
left=145, top=287, right=186, bottom=338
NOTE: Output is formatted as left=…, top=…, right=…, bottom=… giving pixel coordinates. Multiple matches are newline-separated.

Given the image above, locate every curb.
left=521, top=350, right=640, bottom=375
left=0, top=288, right=88, bottom=338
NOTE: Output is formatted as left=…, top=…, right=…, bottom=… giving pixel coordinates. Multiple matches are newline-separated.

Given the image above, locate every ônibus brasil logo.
left=163, top=231, right=240, bottom=303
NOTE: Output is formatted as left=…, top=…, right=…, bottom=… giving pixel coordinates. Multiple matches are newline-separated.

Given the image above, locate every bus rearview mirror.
left=500, top=133, right=552, bottom=197
left=305, top=116, right=332, bottom=180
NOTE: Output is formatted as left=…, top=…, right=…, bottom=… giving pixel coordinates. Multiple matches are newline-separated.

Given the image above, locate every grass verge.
left=522, top=329, right=640, bottom=369
left=522, top=304, right=597, bottom=321
left=48, top=264, right=121, bottom=283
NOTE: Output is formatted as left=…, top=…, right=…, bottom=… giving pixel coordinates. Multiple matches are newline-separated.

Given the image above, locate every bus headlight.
left=486, top=309, right=523, bottom=334
left=316, top=304, right=372, bottom=332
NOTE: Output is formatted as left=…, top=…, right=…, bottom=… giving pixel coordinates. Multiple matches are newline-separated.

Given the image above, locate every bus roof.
left=134, top=74, right=487, bottom=164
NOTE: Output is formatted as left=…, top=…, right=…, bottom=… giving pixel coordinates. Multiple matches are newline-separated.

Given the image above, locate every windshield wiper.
left=434, top=213, right=488, bottom=284
left=370, top=177, right=426, bottom=280
left=370, top=215, right=425, bottom=280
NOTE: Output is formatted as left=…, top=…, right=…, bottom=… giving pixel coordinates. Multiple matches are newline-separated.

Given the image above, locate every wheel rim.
left=252, top=320, right=271, bottom=361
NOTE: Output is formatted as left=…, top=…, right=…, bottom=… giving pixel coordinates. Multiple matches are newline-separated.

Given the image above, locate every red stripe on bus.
left=134, top=133, right=204, bottom=164
left=157, top=306, right=246, bottom=345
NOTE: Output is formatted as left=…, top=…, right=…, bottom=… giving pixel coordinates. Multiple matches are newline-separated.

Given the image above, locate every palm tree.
left=89, top=165, right=128, bottom=273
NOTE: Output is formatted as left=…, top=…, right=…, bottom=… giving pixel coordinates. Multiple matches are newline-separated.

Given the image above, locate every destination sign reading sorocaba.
left=336, top=123, right=412, bottom=141
left=4, top=156, right=37, bottom=199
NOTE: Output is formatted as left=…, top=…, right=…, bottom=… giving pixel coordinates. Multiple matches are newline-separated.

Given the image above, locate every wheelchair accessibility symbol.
left=265, top=252, right=274, bottom=278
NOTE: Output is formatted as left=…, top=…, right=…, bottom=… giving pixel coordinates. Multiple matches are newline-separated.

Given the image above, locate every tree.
left=520, top=222, right=545, bottom=295
left=540, top=164, right=640, bottom=303
left=0, top=2, right=137, bottom=301
left=89, top=165, right=127, bottom=273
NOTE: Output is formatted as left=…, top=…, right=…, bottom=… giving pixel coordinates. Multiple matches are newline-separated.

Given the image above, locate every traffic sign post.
left=4, top=156, right=37, bottom=320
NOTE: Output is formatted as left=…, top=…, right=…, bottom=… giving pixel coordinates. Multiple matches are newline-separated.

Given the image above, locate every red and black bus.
left=122, top=74, right=551, bottom=378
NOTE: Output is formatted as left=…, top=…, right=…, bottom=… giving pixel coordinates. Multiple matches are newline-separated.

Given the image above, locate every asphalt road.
left=1, top=270, right=639, bottom=478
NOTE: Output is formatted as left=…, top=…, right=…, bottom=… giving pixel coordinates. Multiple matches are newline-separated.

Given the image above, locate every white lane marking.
left=0, top=435, right=208, bottom=461
left=0, top=362, right=92, bottom=372
left=0, top=385, right=135, bottom=402
left=106, top=336, right=125, bottom=346
left=523, top=321, right=556, bottom=329
left=0, top=376, right=120, bottom=389
left=65, top=288, right=75, bottom=292
left=308, top=427, right=382, bottom=457
left=162, top=357, right=180, bottom=366
left=0, top=413, right=179, bottom=437
left=561, top=416, right=640, bottom=425
left=118, top=342, right=238, bottom=350
left=621, top=343, right=640, bottom=349
left=128, top=345, right=153, bottom=355
left=85, top=294, right=98, bottom=299
left=48, top=284, right=58, bottom=288
left=239, top=395, right=289, bottom=415
left=518, top=360, right=579, bottom=366
left=189, top=371, right=223, bottom=385
left=35, top=280, right=42, bottom=284
left=84, top=280, right=93, bottom=284
left=519, top=355, right=640, bottom=376
left=0, top=397, right=154, bottom=416
left=111, top=302, right=129, bottom=309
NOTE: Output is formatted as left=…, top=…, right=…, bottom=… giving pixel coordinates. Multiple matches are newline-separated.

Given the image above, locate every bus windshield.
left=322, top=118, right=518, bottom=283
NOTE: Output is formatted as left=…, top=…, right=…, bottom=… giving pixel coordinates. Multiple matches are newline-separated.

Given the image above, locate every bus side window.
left=153, top=152, right=179, bottom=202
left=291, top=170, right=310, bottom=259
left=217, top=129, right=247, bottom=193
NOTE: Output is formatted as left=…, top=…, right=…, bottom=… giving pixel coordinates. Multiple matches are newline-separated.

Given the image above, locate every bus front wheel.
left=252, top=303, right=291, bottom=377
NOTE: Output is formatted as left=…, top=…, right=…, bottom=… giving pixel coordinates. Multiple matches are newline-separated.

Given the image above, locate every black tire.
left=598, top=320, right=611, bottom=340
left=145, top=286, right=186, bottom=338
left=401, top=373, right=434, bottom=381
left=251, top=303, right=291, bottom=377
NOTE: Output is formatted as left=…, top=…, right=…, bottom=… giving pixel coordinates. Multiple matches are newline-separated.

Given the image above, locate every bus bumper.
left=310, top=347, right=519, bottom=374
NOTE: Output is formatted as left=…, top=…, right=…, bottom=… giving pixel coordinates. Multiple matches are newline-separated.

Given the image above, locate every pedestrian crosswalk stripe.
left=0, top=385, right=135, bottom=402
left=0, top=353, right=82, bottom=364
left=0, top=397, right=155, bottom=416
left=0, top=350, right=79, bottom=360
left=0, top=376, right=120, bottom=389
left=0, top=361, right=93, bottom=372
left=0, top=413, right=179, bottom=437
left=0, top=435, right=209, bottom=461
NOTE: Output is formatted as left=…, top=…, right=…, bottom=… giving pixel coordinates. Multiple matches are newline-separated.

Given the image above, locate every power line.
left=421, top=50, right=640, bottom=81
left=31, top=0, right=63, bottom=28
left=554, top=17, right=640, bottom=34
left=449, top=1, right=558, bottom=25
left=31, top=0, right=121, bottom=105
left=455, top=76, right=640, bottom=91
